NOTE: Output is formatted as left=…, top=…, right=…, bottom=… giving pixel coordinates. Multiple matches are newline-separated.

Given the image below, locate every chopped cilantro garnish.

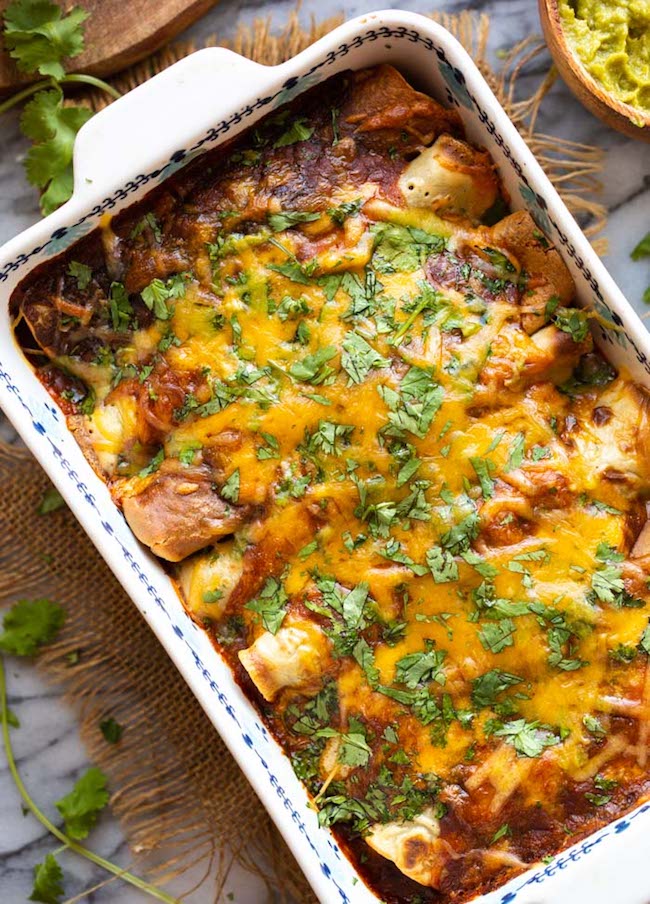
left=67, top=259, right=91, bottom=290
left=395, top=643, right=446, bottom=689
left=246, top=577, right=288, bottom=634
left=553, top=306, right=590, bottom=343
left=37, top=486, right=65, bottom=515
left=494, top=718, right=561, bottom=758
left=640, top=622, right=650, bottom=656
left=108, top=282, right=132, bottom=331
left=99, top=717, right=123, bottom=744
left=471, top=669, right=523, bottom=708
left=491, top=823, right=511, bottom=844
left=378, top=366, right=443, bottom=439
left=220, top=469, right=240, bottom=504
left=505, top=432, right=525, bottom=472
left=469, top=456, right=495, bottom=499
left=631, top=231, right=650, bottom=261
left=130, top=212, right=162, bottom=242
left=426, top=546, right=459, bottom=584
left=268, top=210, right=320, bottom=232
left=307, top=420, right=354, bottom=455
left=273, top=118, right=314, bottom=147
left=289, top=346, right=337, bottom=384
left=371, top=223, right=446, bottom=273
left=256, top=432, right=280, bottom=460
left=583, top=714, right=606, bottom=737
left=441, top=511, right=480, bottom=555
left=341, top=332, right=389, bottom=384
left=138, top=448, right=164, bottom=478
left=353, top=637, right=380, bottom=686
left=328, top=198, right=364, bottom=225
left=268, top=257, right=316, bottom=286
left=479, top=619, right=516, bottom=654
left=141, top=272, right=187, bottom=320
left=316, top=721, right=372, bottom=768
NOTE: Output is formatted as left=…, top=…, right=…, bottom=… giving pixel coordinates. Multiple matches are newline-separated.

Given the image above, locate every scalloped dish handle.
left=72, top=47, right=271, bottom=200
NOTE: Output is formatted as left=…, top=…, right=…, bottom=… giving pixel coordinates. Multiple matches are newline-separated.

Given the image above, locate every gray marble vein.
left=0, top=1, right=649, bottom=902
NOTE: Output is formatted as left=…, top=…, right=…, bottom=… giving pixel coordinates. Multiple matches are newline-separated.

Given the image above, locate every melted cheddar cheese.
left=12, top=66, right=650, bottom=904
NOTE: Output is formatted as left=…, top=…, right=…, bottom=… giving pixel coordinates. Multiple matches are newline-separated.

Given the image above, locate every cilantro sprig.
left=0, top=597, right=177, bottom=903
left=1, top=0, right=121, bottom=214
left=630, top=229, right=650, bottom=304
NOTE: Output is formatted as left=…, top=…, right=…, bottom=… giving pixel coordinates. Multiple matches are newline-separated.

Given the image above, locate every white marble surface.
left=0, top=1, right=649, bottom=903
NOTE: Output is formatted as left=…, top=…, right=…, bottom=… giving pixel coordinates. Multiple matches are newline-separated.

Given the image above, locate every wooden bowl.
left=539, top=0, right=650, bottom=142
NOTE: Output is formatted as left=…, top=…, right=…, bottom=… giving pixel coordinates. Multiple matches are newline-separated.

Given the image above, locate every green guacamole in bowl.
left=559, top=0, right=650, bottom=114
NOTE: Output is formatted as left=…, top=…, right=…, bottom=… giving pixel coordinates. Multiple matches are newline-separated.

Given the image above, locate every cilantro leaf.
left=379, top=367, right=443, bottom=439
left=342, top=582, right=370, bottom=631
left=37, top=486, right=65, bottom=515
left=553, top=307, right=590, bottom=343
left=371, top=223, right=445, bottom=273
left=256, top=431, right=280, bottom=460
left=141, top=273, right=187, bottom=320
left=640, top=622, right=650, bottom=656
left=327, top=198, right=363, bottom=225
left=246, top=577, right=287, bottom=634
left=631, top=231, right=650, bottom=261
left=461, top=548, right=499, bottom=579
left=20, top=87, right=93, bottom=215
left=29, top=852, right=64, bottom=904
left=55, top=767, right=109, bottom=840
left=0, top=599, right=64, bottom=656
left=583, top=714, right=606, bottom=737
left=67, top=260, right=92, bottom=290
left=268, top=210, right=320, bottom=232
left=341, top=332, right=389, bottom=384
left=395, top=645, right=446, bottom=689
left=591, top=563, right=625, bottom=604
left=479, top=619, right=516, bottom=654
left=469, top=456, right=495, bottom=499
left=289, top=346, right=337, bottom=384
left=381, top=538, right=428, bottom=575
left=268, top=258, right=315, bottom=285
left=609, top=643, right=637, bottom=663
left=426, top=545, right=459, bottom=583
left=307, top=420, right=354, bottom=455
left=317, top=723, right=372, bottom=768
left=99, top=717, right=123, bottom=744
left=353, top=637, right=380, bottom=686
left=441, top=511, right=480, bottom=555
left=4, top=0, right=88, bottom=79
left=108, top=281, right=132, bottom=331
left=138, top=448, right=164, bottom=478
left=494, top=718, right=561, bottom=757
left=337, top=729, right=372, bottom=767
left=220, top=469, right=240, bottom=504
left=131, top=212, right=162, bottom=242
left=491, top=823, right=511, bottom=844
left=273, top=118, right=314, bottom=148
left=471, top=669, right=523, bottom=708
left=505, top=432, right=525, bottom=472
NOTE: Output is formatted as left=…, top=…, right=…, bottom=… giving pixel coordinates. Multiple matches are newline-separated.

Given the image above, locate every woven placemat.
left=0, top=10, right=609, bottom=902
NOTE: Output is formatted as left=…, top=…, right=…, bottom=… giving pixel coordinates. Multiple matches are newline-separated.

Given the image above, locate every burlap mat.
left=0, top=11, right=609, bottom=903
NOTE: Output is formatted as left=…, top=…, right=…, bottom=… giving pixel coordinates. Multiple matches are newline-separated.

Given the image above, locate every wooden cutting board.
left=0, top=0, right=219, bottom=96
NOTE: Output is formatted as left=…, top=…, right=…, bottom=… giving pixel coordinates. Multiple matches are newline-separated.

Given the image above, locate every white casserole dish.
left=1, top=10, right=649, bottom=903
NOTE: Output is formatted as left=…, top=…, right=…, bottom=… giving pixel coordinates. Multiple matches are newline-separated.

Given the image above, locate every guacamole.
left=558, top=0, right=650, bottom=114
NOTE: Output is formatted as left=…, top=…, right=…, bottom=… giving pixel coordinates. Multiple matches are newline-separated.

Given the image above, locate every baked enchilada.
left=11, top=65, right=650, bottom=902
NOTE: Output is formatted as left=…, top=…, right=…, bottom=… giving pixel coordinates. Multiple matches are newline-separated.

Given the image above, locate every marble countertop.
left=0, top=1, right=648, bottom=902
